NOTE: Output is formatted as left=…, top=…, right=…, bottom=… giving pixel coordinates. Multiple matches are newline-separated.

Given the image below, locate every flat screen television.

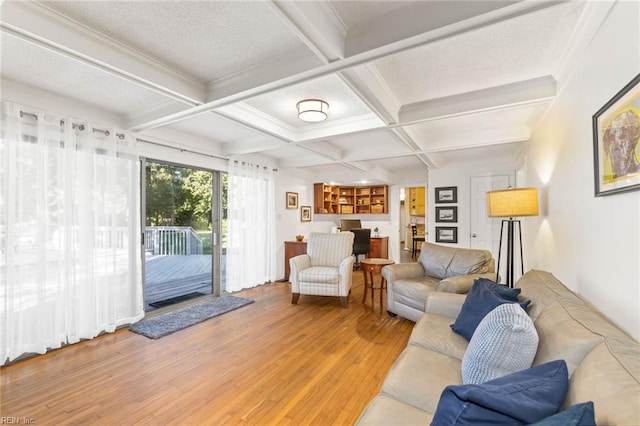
left=340, top=219, right=362, bottom=232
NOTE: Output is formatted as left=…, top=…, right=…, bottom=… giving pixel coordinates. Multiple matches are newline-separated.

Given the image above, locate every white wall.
left=525, top=0, right=640, bottom=340
left=428, top=166, right=516, bottom=248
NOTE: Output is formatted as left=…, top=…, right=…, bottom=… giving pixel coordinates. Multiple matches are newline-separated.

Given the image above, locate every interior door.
left=470, top=175, right=510, bottom=258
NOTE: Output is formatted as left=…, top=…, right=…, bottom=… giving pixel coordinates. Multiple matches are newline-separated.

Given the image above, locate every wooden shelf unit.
left=314, top=183, right=388, bottom=215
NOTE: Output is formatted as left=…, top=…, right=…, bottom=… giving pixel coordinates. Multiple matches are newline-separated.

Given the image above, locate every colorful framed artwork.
left=435, top=226, right=458, bottom=243
left=300, top=206, right=311, bottom=222
left=593, top=73, right=640, bottom=196
left=436, top=206, right=457, bottom=223
left=435, top=186, right=457, bottom=203
left=286, top=192, right=298, bottom=209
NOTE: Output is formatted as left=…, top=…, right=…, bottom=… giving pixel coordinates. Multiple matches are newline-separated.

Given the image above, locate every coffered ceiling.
left=0, top=1, right=609, bottom=184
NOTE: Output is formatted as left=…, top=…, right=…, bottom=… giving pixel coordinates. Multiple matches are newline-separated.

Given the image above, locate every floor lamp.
left=486, top=187, right=539, bottom=288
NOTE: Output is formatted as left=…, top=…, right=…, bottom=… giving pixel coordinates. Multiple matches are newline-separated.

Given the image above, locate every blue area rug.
left=130, top=296, right=254, bottom=339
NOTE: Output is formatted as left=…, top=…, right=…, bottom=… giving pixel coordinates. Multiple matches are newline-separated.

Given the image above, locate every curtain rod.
left=20, top=110, right=125, bottom=139
left=233, top=159, right=278, bottom=172
left=136, top=137, right=229, bottom=161
left=18, top=110, right=267, bottom=165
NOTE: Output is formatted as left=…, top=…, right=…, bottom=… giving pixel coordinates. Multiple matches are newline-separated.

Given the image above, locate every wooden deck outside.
left=145, top=254, right=226, bottom=311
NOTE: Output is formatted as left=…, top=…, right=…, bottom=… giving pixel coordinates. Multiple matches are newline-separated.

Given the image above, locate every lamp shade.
left=297, top=99, right=328, bottom=122
left=486, top=187, right=539, bottom=218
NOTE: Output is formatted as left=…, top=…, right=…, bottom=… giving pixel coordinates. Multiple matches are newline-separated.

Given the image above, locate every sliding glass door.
left=142, top=160, right=223, bottom=311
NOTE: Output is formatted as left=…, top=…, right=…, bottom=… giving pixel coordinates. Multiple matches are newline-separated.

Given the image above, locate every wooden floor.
left=1, top=272, right=415, bottom=425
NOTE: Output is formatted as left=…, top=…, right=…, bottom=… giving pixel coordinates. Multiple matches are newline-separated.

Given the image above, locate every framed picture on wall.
left=286, top=192, right=298, bottom=209
left=300, top=206, right=311, bottom=222
left=435, top=226, right=458, bottom=243
left=436, top=206, right=457, bottom=223
left=435, top=186, right=457, bottom=203
left=592, top=73, right=640, bottom=196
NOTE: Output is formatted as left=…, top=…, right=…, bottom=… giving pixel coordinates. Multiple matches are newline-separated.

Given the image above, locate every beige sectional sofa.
left=357, top=269, right=640, bottom=425
left=383, top=242, right=496, bottom=322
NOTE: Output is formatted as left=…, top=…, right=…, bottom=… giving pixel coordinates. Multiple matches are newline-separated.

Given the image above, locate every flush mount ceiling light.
left=296, top=99, right=329, bottom=122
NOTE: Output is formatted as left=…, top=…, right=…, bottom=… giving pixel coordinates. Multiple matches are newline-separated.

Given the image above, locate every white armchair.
left=289, top=232, right=355, bottom=308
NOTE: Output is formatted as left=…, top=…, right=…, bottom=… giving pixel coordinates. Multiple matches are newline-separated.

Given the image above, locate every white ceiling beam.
left=422, top=127, right=530, bottom=153
left=266, top=1, right=346, bottom=63
left=204, top=47, right=321, bottom=103
left=392, top=127, right=436, bottom=169
left=399, top=76, right=557, bottom=124
left=129, top=1, right=567, bottom=132
left=553, top=1, right=616, bottom=86
left=338, top=65, right=401, bottom=125
left=297, top=141, right=344, bottom=162
left=0, top=1, right=204, bottom=105
left=221, top=138, right=288, bottom=157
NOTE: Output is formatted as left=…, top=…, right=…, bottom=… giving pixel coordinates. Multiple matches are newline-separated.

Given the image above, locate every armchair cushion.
left=299, top=266, right=339, bottom=284
left=419, top=242, right=493, bottom=279
left=437, top=273, right=499, bottom=294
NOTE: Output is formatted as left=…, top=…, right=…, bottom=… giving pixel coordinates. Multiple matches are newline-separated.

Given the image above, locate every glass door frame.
left=140, top=157, right=223, bottom=307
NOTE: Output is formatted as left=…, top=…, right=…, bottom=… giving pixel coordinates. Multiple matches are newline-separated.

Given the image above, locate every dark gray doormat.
left=149, top=292, right=205, bottom=308
left=130, top=296, right=254, bottom=339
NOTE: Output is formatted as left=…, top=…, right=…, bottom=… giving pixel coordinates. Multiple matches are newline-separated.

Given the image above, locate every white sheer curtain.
left=0, top=102, right=143, bottom=364
left=226, top=159, right=276, bottom=292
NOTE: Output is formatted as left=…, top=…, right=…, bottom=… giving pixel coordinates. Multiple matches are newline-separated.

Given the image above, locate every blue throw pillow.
left=451, top=280, right=531, bottom=341
left=474, top=278, right=521, bottom=301
left=431, top=360, right=569, bottom=426
left=529, top=402, right=595, bottom=426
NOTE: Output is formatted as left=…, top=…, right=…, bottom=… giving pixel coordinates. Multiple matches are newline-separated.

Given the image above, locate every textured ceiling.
left=0, top=0, right=597, bottom=184
left=43, top=1, right=307, bottom=82
left=373, top=1, right=585, bottom=104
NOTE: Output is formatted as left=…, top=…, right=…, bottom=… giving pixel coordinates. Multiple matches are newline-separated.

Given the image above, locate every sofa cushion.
left=356, top=395, right=433, bottom=425
left=381, top=345, right=462, bottom=414
left=530, top=401, right=595, bottom=426
left=566, top=338, right=640, bottom=425
left=431, top=360, right=569, bottom=425
left=451, top=280, right=530, bottom=341
left=419, top=242, right=492, bottom=279
left=391, top=277, right=439, bottom=311
left=532, top=303, right=604, bottom=375
left=409, top=313, right=468, bottom=360
left=462, top=303, right=538, bottom=384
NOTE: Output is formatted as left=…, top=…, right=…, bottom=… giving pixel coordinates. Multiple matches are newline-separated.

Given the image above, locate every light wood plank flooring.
left=1, top=272, right=414, bottom=425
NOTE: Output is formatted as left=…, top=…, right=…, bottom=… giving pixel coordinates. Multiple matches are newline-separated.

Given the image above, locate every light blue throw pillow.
left=462, top=303, right=539, bottom=384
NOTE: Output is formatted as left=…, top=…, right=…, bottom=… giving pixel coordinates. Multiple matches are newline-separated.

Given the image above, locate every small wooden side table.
left=360, top=258, right=395, bottom=307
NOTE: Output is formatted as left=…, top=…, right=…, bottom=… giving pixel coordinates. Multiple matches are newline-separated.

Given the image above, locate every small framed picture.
left=435, top=186, right=457, bottom=203
left=436, top=206, right=457, bottom=223
left=286, top=192, right=298, bottom=209
left=435, top=226, right=458, bottom=243
left=592, top=73, right=640, bottom=196
left=300, top=206, right=311, bottom=222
